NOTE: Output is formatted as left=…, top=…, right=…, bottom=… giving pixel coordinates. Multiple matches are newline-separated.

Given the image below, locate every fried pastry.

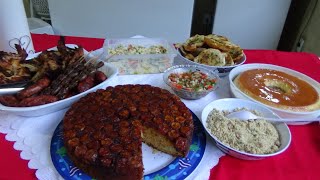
left=204, top=35, right=237, bottom=52
left=183, top=34, right=205, bottom=52
left=180, top=34, right=244, bottom=66
left=194, top=49, right=226, bottom=66
left=228, top=47, right=244, bottom=63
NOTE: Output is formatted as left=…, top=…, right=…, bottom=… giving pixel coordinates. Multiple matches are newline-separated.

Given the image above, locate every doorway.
left=191, top=0, right=217, bottom=36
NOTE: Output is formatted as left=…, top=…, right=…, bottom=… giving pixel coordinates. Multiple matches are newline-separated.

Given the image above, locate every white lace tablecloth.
left=0, top=58, right=230, bottom=180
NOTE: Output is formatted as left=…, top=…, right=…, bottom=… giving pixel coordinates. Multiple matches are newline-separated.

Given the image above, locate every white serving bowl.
left=177, top=50, right=246, bottom=77
left=0, top=62, right=118, bottom=116
left=201, top=98, right=291, bottom=160
left=228, top=63, right=320, bottom=125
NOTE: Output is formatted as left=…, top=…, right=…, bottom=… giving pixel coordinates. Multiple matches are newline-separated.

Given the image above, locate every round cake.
left=233, top=69, right=320, bottom=112
left=63, top=84, right=194, bottom=179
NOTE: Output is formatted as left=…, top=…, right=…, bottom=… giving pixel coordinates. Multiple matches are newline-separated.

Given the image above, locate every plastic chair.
left=27, top=0, right=54, bottom=35
left=30, top=0, right=51, bottom=23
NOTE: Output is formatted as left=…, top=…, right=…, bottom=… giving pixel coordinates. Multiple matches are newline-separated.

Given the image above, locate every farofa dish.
left=206, top=108, right=280, bottom=154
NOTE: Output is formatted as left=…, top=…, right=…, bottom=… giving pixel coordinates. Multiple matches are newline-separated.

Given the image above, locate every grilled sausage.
left=94, top=71, right=107, bottom=84
left=19, top=94, right=58, bottom=107
left=77, top=75, right=95, bottom=93
left=0, top=95, right=20, bottom=107
left=17, top=77, right=51, bottom=99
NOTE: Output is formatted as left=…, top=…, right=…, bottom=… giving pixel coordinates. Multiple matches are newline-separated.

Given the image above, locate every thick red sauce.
left=235, top=69, right=319, bottom=107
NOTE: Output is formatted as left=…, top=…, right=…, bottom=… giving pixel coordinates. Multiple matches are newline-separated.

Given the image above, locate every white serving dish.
left=228, top=63, right=320, bottom=124
left=102, top=37, right=177, bottom=75
left=0, top=45, right=118, bottom=116
left=177, top=50, right=246, bottom=77
left=201, top=98, right=291, bottom=160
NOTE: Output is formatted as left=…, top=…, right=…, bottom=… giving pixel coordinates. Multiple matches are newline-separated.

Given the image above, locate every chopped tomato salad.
left=168, top=71, right=217, bottom=92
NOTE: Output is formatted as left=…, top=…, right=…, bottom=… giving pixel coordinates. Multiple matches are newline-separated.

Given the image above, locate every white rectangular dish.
left=0, top=45, right=118, bottom=116
left=102, top=38, right=176, bottom=75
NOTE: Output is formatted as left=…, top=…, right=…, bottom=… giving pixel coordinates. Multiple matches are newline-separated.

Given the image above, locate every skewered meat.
left=43, top=57, right=105, bottom=99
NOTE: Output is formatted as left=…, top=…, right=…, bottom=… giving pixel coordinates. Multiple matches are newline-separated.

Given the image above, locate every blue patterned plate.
left=50, top=111, right=206, bottom=180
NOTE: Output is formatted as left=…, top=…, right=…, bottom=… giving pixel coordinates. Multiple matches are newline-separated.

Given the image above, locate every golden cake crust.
left=63, top=84, right=194, bottom=180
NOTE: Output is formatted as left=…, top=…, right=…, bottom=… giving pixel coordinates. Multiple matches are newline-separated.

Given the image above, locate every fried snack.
left=183, top=34, right=205, bottom=52
left=194, top=49, right=226, bottom=66
left=180, top=34, right=244, bottom=66
left=206, top=34, right=230, bottom=42
left=229, top=47, right=244, bottom=63
left=204, top=35, right=236, bottom=52
left=191, top=47, right=207, bottom=57
left=178, top=46, right=188, bottom=57
left=204, top=34, right=244, bottom=62
left=224, top=52, right=234, bottom=66
left=185, top=53, right=195, bottom=60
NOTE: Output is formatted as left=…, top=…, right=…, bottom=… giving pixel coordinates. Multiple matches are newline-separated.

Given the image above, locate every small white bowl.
left=163, top=64, right=220, bottom=100
left=177, top=50, right=246, bottom=77
left=201, top=98, right=291, bottom=160
left=228, top=63, right=320, bottom=125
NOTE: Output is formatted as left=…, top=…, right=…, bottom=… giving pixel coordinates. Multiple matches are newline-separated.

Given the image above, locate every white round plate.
left=229, top=63, right=320, bottom=125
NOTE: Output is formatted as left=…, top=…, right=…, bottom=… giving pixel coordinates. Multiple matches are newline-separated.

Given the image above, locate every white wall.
left=48, top=0, right=194, bottom=43
left=213, top=0, right=291, bottom=49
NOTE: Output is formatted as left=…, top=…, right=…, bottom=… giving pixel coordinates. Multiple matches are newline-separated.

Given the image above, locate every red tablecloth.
left=1, top=34, right=319, bottom=180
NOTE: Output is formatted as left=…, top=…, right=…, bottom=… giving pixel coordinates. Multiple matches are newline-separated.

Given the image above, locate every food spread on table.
left=206, top=108, right=280, bottom=154
left=1, top=33, right=319, bottom=180
left=178, top=34, right=245, bottom=66
left=0, top=37, right=108, bottom=107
